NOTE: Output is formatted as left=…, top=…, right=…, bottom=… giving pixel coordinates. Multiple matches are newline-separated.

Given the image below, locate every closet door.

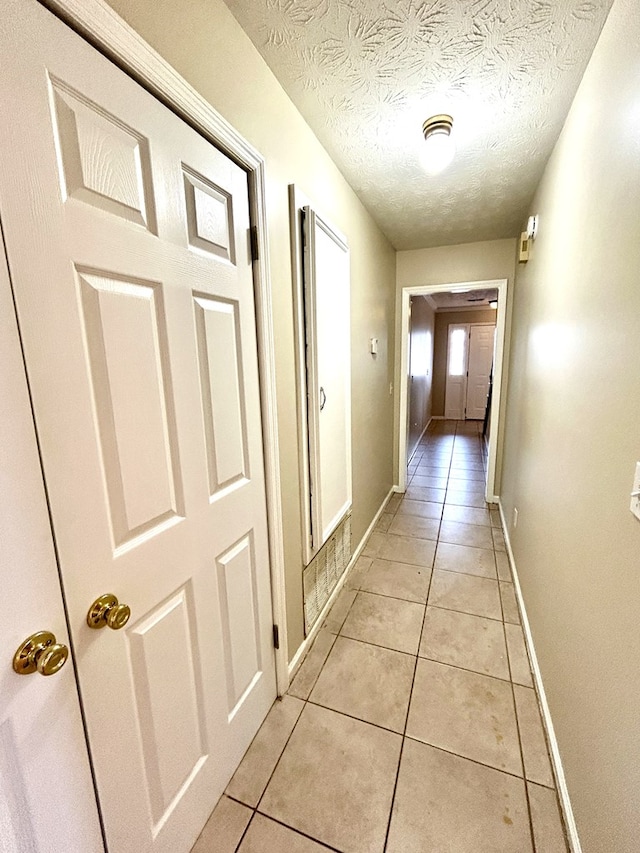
left=0, top=2, right=277, bottom=850
left=303, top=208, right=351, bottom=552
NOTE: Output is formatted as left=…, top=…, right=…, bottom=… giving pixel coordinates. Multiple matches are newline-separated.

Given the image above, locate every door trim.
left=41, top=0, right=289, bottom=692
left=397, top=279, right=508, bottom=503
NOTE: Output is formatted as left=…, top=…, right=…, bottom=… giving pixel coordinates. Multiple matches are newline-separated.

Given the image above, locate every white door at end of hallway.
left=0, top=2, right=277, bottom=852
left=466, top=324, right=496, bottom=419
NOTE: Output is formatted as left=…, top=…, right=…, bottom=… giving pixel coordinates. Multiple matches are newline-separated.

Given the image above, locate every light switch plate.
left=630, top=462, right=640, bottom=522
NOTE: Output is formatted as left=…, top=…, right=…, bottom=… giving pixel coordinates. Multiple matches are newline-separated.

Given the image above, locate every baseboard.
left=288, top=486, right=396, bottom=681
left=408, top=416, right=432, bottom=463
left=431, top=415, right=445, bottom=420
left=498, top=501, right=582, bottom=853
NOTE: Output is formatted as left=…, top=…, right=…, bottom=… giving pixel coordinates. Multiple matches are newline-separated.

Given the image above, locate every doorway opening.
left=397, top=279, right=508, bottom=500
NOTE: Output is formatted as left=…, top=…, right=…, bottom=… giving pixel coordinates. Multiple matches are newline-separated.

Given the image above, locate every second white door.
left=0, top=2, right=277, bottom=852
left=466, top=324, right=496, bottom=419
left=444, top=323, right=495, bottom=420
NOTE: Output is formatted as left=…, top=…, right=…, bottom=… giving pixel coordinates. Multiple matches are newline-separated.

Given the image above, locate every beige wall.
left=106, top=0, right=397, bottom=659
left=500, top=0, right=640, bottom=849
left=397, top=238, right=517, bottom=289
left=394, top=239, right=516, bottom=484
left=432, top=309, right=496, bottom=416
left=407, top=296, right=435, bottom=457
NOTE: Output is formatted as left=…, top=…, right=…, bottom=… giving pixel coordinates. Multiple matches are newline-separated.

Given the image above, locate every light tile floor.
left=192, top=420, right=569, bottom=853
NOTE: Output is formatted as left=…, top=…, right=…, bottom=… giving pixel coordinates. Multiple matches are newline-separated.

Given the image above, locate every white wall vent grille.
left=303, top=513, right=351, bottom=633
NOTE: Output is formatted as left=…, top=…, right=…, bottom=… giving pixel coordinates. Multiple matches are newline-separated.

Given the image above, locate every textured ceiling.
left=427, top=287, right=498, bottom=309
left=222, top=0, right=613, bottom=249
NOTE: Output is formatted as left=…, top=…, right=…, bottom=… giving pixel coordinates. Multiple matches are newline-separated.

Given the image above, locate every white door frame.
left=39, top=0, right=289, bottom=692
left=397, top=279, right=508, bottom=502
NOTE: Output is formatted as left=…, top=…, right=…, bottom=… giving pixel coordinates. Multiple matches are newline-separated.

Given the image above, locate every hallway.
left=193, top=421, right=568, bottom=852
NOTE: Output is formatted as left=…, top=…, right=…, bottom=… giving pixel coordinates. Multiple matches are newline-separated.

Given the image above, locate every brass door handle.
left=13, top=631, right=69, bottom=676
left=87, top=594, right=131, bottom=630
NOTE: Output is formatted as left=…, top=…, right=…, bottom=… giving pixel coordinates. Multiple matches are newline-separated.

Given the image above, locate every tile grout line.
left=242, top=421, right=540, bottom=853
left=421, top=422, right=540, bottom=847
left=400, top=735, right=538, bottom=785
left=416, top=652, right=518, bottom=687
left=381, top=502, right=437, bottom=852
left=251, top=812, right=343, bottom=853
left=244, top=638, right=341, bottom=850
left=383, top=427, right=452, bottom=851
left=324, top=631, right=418, bottom=660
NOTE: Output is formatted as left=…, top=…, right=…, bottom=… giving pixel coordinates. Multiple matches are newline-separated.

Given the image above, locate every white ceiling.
left=222, top=0, right=613, bottom=249
left=426, top=287, right=498, bottom=310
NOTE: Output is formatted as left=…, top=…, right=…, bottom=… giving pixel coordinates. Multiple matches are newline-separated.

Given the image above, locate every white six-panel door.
left=0, top=2, right=276, bottom=851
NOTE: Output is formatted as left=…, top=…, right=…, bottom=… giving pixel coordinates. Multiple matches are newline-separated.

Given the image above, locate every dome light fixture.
left=421, top=114, right=455, bottom=174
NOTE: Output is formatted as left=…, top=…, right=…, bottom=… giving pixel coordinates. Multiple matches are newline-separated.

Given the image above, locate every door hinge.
left=249, top=225, right=259, bottom=262
left=272, top=624, right=280, bottom=650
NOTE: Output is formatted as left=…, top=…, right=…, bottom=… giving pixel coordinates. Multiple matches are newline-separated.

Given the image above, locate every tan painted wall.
left=432, top=309, right=497, bottom=416
left=394, top=239, right=517, bottom=485
left=407, top=297, right=435, bottom=457
left=106, top=0, right=397, bottom=659
left=500, top=0, right=640, bottom=849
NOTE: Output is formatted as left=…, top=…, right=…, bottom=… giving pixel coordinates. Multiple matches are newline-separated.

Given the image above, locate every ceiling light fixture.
left=489, top=300, right=498, bottom=309
left=421, top=114, right=455, bottom=174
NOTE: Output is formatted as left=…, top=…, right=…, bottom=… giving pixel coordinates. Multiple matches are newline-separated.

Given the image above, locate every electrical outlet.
left=630, top=462, right=640, bottom=522
left=513, top=507, right=519, bottom=529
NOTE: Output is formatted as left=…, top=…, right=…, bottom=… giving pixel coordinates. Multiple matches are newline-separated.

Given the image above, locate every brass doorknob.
left=13, top=631, right=69, bottom=676
left=87, top=594, right=131, bottom=630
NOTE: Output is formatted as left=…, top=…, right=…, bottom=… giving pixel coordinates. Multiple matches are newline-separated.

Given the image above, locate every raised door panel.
left=78, top=268, right=184, bottom=548
left=216, top=534, right=262, bottom=719
left=50, top=77, right=156, bottom=231
left=193, top=294, right=249, bottom=499
left=183, top=166, right=235, bottom=261
left=129, top=585, right=208, bottom=833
